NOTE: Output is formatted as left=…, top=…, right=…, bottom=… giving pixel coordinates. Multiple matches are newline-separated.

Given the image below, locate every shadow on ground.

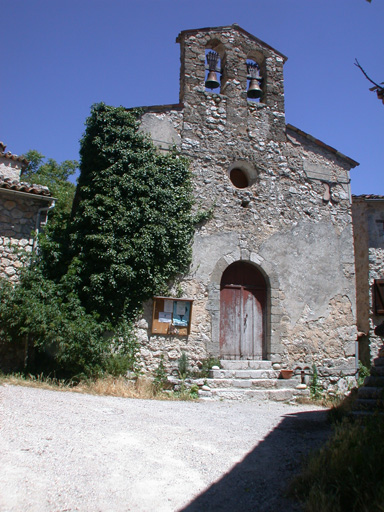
left=179, top=409, right=330, bottom=512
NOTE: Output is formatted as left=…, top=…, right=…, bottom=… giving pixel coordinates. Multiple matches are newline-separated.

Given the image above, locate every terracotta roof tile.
left=0, top=175, right=51, bottom=197
left=0, top=142, right=29, bottom=166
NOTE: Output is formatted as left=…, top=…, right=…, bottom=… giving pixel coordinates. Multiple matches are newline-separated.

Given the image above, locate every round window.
left=230, top=168, right=249, bottom=189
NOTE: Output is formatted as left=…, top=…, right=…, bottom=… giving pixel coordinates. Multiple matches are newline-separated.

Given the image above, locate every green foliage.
left=153, top=355, right=168, bottom=393
left=177, top=351, right=190, bottom=379
left=69, top=102, right=195, bottom=323
left=291, top=416, right=384, bottom=512
left=0, top=266, right=138, bottom=378
left=189, top=383, right=199, bottom=399
left=104, top=320, right=141, bottom=376
left=21, top=150, right=77, bottom=226
left=194, top=356, right=221, bottom=378
left=357, top=360, right=370, bottom=387
left=1, top=103, right=196, bottom=379
left=310, top=364, right=323, bottom=400
left=21, top=150, right=78, bottom=280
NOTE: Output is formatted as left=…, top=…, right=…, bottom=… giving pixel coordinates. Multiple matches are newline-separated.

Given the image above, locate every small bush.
left=153, top=355, right=168, bottom=393
left=0, top=270, right=139, bottom=379
left=310, top=364, right=323, bottom=400
left=357, top=361, right=370, bottom=387
left=178, top=351, right=189, bottom=379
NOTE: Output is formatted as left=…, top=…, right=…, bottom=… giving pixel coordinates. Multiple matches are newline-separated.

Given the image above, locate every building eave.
left=286, top=124, right=359, bottom=169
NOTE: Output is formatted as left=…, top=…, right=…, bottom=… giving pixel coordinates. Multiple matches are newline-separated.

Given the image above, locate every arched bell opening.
left=246, top=59, right=263, bottom=103
left=205, top=40, right=225, bottom=94
left=220, top=261, right=268, bottom=360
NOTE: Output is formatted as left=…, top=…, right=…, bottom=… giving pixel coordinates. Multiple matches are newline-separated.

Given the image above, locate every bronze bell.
left=247, top=78, right=262, bottom=98
left=205, top=70, right=220, bottom=90
left=247, top=62, right=262, bottom=99
left=205, top=51, right=220, bottom=90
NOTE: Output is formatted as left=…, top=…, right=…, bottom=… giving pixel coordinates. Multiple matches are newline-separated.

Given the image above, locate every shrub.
left=153, top=355, right=168, bottom=393
left=178, top=351, right=189, bottom=379
left=0, top=268, right=138, bottom=378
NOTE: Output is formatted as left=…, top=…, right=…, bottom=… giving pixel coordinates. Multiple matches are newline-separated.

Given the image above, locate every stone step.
left=206, top=377, right=302, bottom=390
left=353, top=398, right=384, bottom=411
left=357, top=386, right=384, bottom=400
left=351, top=410, right=384, bottom=418
left=205, top=387, right=309, bottom=402
left=219, top=360, right=273, bottom=371
left=209, top=369, right=279, bottom=379
left=372, top=357, right=384, bottom=367
left=364, top=376, right=384, bottom=388
left=370, top=366, right=384, bottom=377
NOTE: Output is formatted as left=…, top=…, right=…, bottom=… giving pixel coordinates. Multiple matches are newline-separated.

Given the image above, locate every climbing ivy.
left=69, top=103, right=195, bottom=323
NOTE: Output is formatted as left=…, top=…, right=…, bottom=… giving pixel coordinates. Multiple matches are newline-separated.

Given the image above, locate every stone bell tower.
left=176, top=23, right=287, bottom=142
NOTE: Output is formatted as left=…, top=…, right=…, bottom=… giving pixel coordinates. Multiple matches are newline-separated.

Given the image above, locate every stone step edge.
left=204, top=378, right=302, bottom=390
left=219, top=360, right=274, bottom=370
left=198, top=387, right=310, bottom=402
left=209, top=369, right=280, bottom=379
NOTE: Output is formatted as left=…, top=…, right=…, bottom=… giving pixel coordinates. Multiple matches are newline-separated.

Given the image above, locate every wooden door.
left=220, top=262, right=266, bottom=360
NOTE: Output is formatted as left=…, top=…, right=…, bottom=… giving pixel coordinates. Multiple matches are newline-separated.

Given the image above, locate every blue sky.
left=1, top=0, right=383, bottom=195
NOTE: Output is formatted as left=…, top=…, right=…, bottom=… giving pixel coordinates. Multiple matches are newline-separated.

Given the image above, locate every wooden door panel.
left=242, top=288, right=264, bottom=359
left=220, top=286, right=241, bottom=358
left=220, top=287, right=266, bottom=359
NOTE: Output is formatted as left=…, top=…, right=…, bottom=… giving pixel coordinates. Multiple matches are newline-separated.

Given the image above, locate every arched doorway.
left=220, top=261, right=267, bottom=360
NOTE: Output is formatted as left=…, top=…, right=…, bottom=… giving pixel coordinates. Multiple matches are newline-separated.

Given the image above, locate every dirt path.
left=0, top=385, right=330, bottom=512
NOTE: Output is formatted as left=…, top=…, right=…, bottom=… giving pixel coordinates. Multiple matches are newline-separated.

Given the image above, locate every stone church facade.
left=134, top=24, right=359, bottom=393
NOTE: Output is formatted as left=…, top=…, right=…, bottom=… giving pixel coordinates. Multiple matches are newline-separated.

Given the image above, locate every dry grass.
left=0, top=373, right=168, bottom=400
left=74, top=376, right=159, bottom=399
left=0, top=373, right=198, bottom=401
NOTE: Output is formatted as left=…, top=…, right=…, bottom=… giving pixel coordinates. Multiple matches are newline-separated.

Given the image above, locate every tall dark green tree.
left=70, top=103, right=194, bottom=324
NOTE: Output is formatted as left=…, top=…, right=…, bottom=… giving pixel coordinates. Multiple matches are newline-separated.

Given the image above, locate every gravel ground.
left=0, top=385, right=330, bottom=512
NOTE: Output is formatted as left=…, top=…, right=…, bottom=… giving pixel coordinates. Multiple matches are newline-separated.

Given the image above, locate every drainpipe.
left=32, top=200, right=56, bottom=253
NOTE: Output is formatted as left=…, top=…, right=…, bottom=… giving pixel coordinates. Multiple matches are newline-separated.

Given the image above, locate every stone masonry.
left=0, top=143, right=54, bottom=282
left=131, top=24, right=359, bottom=395
left=352, top=195, right=384, bottom=365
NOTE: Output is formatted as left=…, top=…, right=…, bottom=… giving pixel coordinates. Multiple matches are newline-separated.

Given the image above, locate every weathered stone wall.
left=0, top=156, right=22, bottom=181
left=353, top=197, right=384, bottom=364
left=134, top=25, right=358, bottom=393
left=0, top=192, right=45, bottom=282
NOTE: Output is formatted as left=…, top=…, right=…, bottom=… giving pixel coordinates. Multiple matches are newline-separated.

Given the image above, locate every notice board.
left=152, top=296, right=193, bottom=336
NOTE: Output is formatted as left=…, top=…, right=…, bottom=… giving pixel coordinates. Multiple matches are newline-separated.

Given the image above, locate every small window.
left=228, top=161, right=257, bottom=189
left=374, top=280, right=384, bottom=315
left=230, top=168, right=249, bottom=189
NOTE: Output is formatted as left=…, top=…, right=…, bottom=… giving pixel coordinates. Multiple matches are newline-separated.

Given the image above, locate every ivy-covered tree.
left=69, top=103, right=194, bottom=324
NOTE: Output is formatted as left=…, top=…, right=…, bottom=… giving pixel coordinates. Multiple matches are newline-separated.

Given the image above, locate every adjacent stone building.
left=0, top=142, right=54, bottom=282
left=133, top=24, right=360, bottom=393
left=352, top=195, right=384, bottom=365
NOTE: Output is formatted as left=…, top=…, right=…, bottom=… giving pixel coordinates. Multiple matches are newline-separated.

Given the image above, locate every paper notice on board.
left=176, top=301, right=186, bottom=316
left=164, top=300, right=173, bottom=313
left=159, top=312, right=172, bottom=323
